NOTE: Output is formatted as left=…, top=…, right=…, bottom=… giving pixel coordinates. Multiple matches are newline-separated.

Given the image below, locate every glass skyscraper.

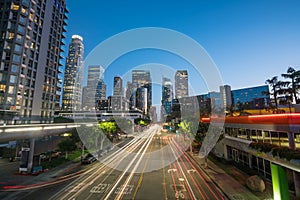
left=62, top=35, right=84, bottom=111
left=161, top=77, right=173, bottom=115
left=132, top=70, right=152, bottom=113
left=83, top=65, right=104, bottom=110
left=175, top=70, right=188, bottom=99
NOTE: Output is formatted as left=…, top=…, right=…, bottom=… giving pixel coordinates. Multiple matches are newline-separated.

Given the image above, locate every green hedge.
left=249, top=142, right=300, bottom=161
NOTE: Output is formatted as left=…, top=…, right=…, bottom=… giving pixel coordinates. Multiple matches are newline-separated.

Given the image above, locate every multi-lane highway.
left=3, top=124, right=226, bottom=200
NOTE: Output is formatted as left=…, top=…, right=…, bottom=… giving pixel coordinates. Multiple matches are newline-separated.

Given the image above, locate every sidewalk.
left=190, top=154, right=265, bottom=200
left=0, top=157, right=81, bottom=190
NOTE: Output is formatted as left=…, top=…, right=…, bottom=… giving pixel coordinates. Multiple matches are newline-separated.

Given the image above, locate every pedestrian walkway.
left=190, top=154, right=262, bottom=200
left=0, top=157, right=81, bottom=190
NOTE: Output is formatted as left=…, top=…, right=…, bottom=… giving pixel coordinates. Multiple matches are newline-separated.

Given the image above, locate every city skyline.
left=65, top=0, right=300, bottom=99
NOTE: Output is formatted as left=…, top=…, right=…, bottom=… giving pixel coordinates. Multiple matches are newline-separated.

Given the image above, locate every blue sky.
left=64, top=0, right=300, bottom=105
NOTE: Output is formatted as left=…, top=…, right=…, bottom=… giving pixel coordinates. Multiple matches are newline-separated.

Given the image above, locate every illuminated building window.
left=8, top=86, right=15, bottom=94
left=8, top=32, right=14, bottom=39
left=21, top=7, right=28, bottom=15
left=29, top=12, right=34, bottom=21
left=7, top=97, right=15, bottom=105
left=12, top=4, right=19, bottom=11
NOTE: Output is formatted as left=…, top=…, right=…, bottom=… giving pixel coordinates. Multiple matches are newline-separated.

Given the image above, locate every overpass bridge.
left=0, top=122, right=96, bottom=143
left=0, top=122, right=98, bottom=173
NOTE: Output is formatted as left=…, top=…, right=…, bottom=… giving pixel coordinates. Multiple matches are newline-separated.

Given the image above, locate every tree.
left=281, top=67, right=300, bottom=103
left=99, top=121, right=118, bottom=142
left=265, top=76, right=281, bottom=110
left=99, top=122, right=117, bottom=135
left=179, top=120, right=197, bottom=153
left=58, top=139, right=77, bottom=159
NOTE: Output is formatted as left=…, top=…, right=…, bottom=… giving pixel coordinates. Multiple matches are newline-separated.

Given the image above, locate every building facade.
left=161, top=77, right=173, bottom=115
left=220, top=85, right=232, bottom=112
left=0, top=0, right=68, bottom=122
left=83, top=65, right=104, bottom=110
left=232, top=85, right=270, bottom=110
left=111, top=76, right=122, bottom=111
left=202, top=114, right=300, bottom=198
left=175, top=70, right=188, bottom=99
left=132, top=70, right=152, bottom=113
left=62, top=35, right=84, bottom=111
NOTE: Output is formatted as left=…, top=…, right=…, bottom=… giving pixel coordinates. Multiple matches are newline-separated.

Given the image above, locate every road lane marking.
left=66, top=183, right=85, bottom=193
left=90, top=184, right=112, bottom=193
left=187, top=169, right=196, bottom=174
left=115, top=184, right=134, bottom=195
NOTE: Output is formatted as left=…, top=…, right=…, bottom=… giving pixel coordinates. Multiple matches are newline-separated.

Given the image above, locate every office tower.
left=161, top=77, right=173, bottom=115
left=0, top=0, right=68, bottom=121
left=96, top=79, right=106, bottom=101
left=87, top=65, right=104, bottom=88
left=220, top=85, right=232, bottom=111
left=113, top=76, right=122, bottom=96
left=232, top=85, right=270, bottom=109
left=136, top=87, right=148, bottom=114
left=111, top=76, right=122, bottom=111
left=62, top=35, right=84, bottom=111
left=83, top=65, right=104, bottom=110
left=125, top=81, right=137, bottom=111
left=132, top=70, right=152, bottom=112
left=95, top=79, right=107, bottom=111
left=175, top=70, right=188, bottom=99
left=149, top=106, right=157, bottom=123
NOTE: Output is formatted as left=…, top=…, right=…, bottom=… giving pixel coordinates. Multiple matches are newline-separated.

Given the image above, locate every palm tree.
left=265, top=76, right=280, bottom=110
left=281, top=67, right=300, bottom=103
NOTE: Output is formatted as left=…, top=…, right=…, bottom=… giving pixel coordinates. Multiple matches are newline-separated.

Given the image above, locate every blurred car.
left=81, top=153, right=96, bottom=164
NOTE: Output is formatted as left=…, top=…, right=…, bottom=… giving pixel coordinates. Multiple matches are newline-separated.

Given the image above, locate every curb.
left=186, top=153, right=231, bottom=200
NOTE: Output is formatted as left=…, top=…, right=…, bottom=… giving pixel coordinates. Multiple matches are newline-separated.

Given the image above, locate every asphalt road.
left=2, top=124, right=227, bottom=200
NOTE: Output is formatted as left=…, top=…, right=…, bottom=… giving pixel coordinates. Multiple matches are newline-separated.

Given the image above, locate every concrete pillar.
left=293, top=171, right=300, bottom=198
left=248, top=154, right=252, bottom=169
left=27, top=138, right=35, bottom=173
left=271, top=163, right=289, bottom=200
left=223, top=144, right=228, bottom=159
left=288, top=132, right=296, bottom=150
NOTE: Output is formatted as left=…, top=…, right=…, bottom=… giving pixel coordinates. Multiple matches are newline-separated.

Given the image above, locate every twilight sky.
left=64, top=0, right=300, bottom=104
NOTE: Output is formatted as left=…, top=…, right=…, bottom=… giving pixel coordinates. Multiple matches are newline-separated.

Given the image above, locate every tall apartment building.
left=62, top=35, right=84, bottom=111
left=0, top=0, right=68, bottom=121
left=175, top=70, right=188, bottom=99
left=82, top=65, right=104, bottom=110
left=132, top=70, right=152, bottom=113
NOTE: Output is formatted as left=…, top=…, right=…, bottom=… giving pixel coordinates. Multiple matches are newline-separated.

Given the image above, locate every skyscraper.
left=125, top=81, right=137, bottom=111
left=0, top=0, right=68, bottom=121
left=113, top=76, right=122, bottom=96
left=175, top=70, right=188, bottom=99
left=161, top=77, right=173, bottom=115
left=83, top=65, right=104, bottom=110
left=220, top=85, right=232, bottom=111
left=96, top=79, right=106, bottom=101
left=111, top=76, right=122, bottom=111
left=62, top=35, right=84, bottom=111
left=132, top=70, right=152, bottom=112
